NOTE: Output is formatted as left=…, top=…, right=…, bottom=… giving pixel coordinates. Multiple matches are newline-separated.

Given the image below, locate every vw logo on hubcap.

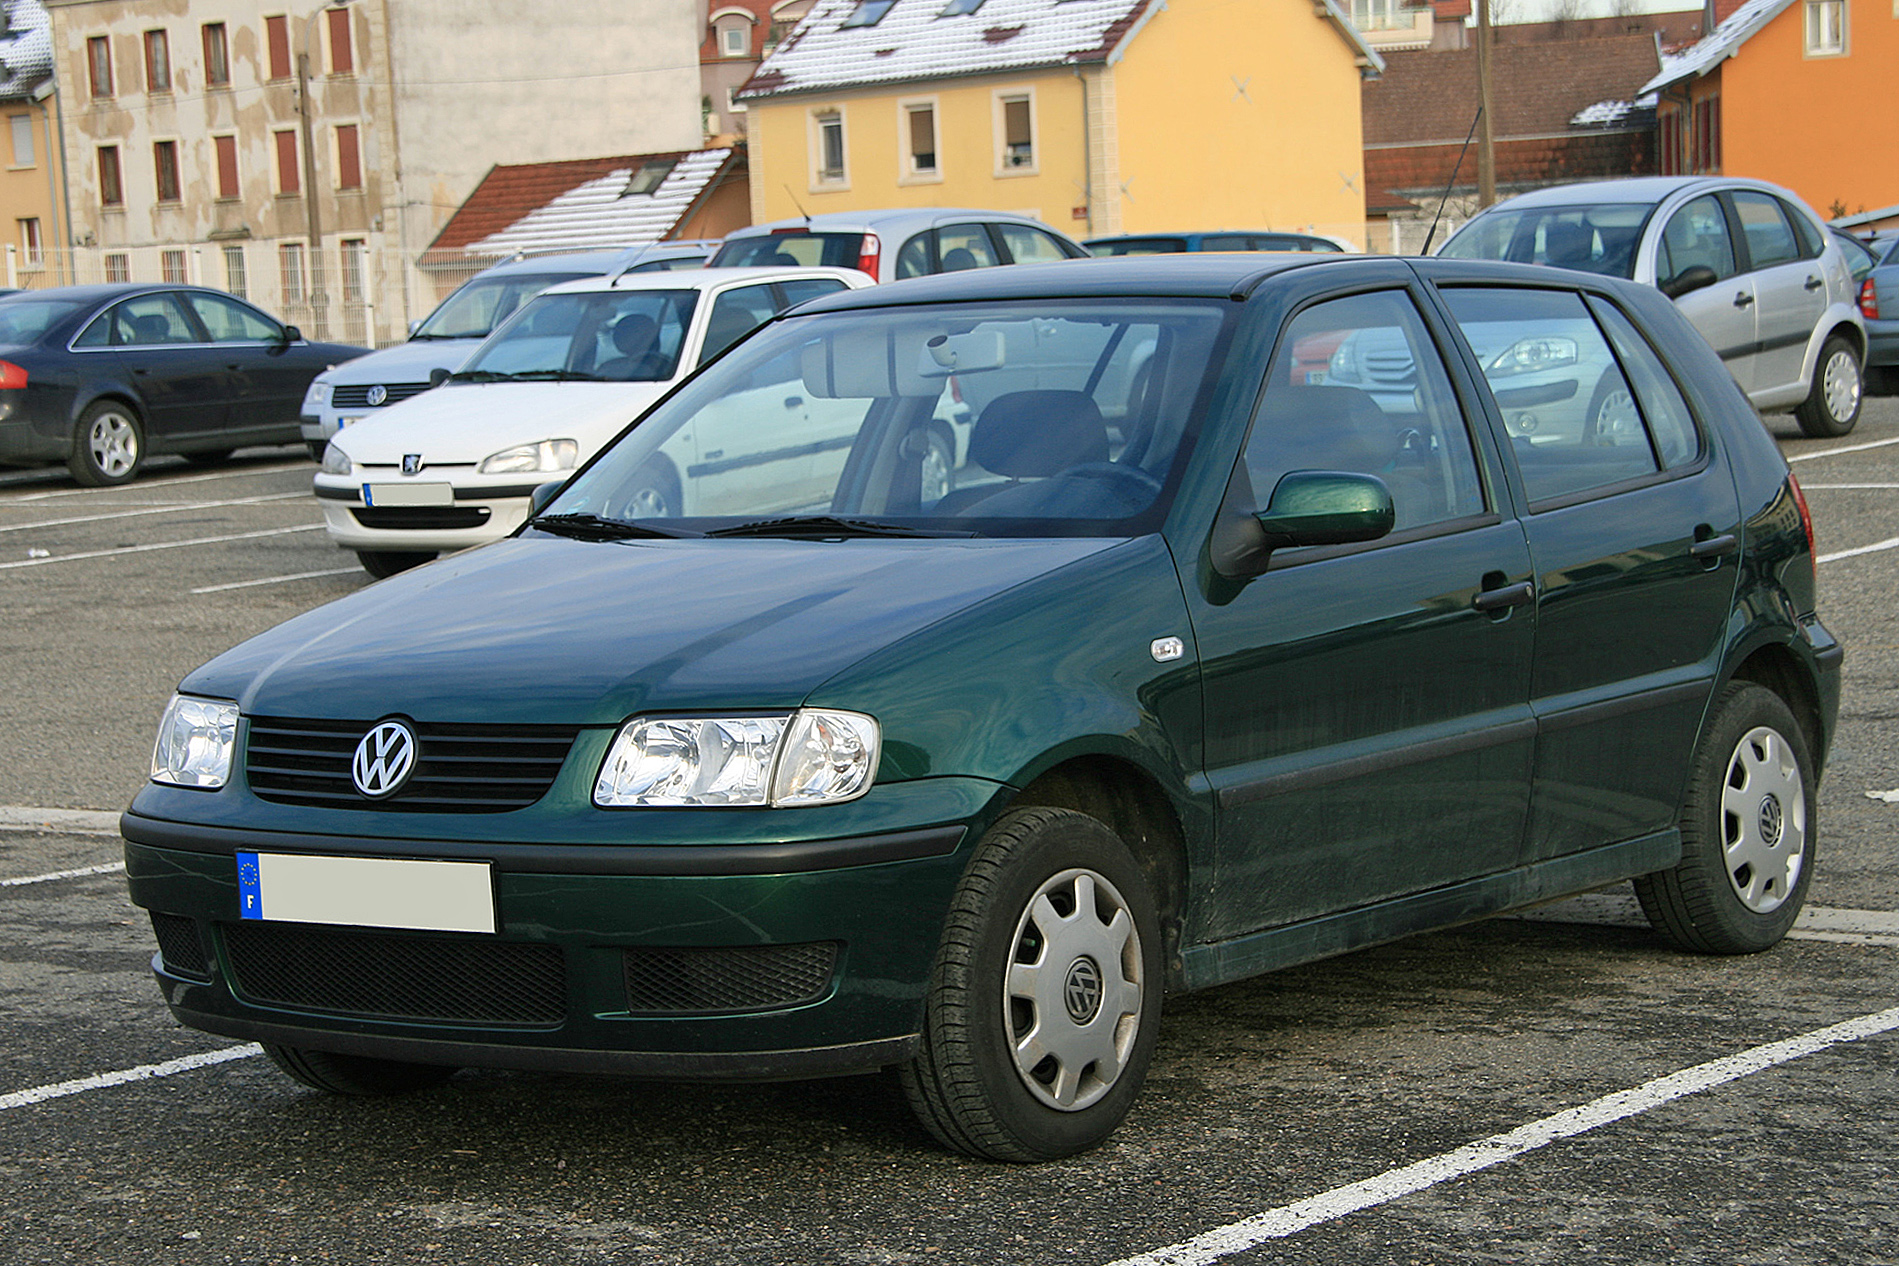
left=1758, top=794, right=1784, bottom=846
left=1064, top=956, right=1104, bottom=1024
left=365, top=384, right=388, bottom=407
left=352, top=720, right=418, bottom=798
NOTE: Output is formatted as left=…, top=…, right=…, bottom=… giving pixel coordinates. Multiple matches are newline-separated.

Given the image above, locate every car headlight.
left=303, top=378, right=331, bottom=408
left=594, top=710, right=880, bottom=808
left=1488, top=336, right=1579, bottom=377
left=151, top=695, right=239, bottom=789
left=319, top=443, right=352, bottom=476
left=480, top=439, right=579, bottom=475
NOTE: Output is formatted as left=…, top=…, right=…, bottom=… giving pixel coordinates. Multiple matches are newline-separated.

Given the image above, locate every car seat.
left=1252, top=385, right=1441, bottom=529
left=937, top=390, right=1157, bottom=519
left=595, top=314, right=665, bottom=380
left=940, top=247, right=980, bottom=272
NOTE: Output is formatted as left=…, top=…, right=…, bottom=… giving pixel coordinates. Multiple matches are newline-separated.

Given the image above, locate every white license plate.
left=237, top=852, right=496, bottom=934
left=338, top=416, right=364, bottom=428
left=363, top=482, right=454, bottom=507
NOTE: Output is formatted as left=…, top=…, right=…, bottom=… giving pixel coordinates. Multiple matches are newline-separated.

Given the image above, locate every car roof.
left=724, top=208, right=1066, bottom=238
left=0, top=282, right=214, bottom=304
left=533, top=265, right=867, bottom=296
left=1480, top=176, right=1806, bottom=211
left=474, top=242, right=714, bottom=278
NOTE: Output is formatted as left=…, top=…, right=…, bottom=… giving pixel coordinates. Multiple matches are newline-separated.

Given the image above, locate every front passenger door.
left=94, top=293, right=231, bottom=445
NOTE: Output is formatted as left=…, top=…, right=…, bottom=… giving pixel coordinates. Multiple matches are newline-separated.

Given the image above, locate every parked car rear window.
left=713, top=233, right=866, bottom=270
left=0, top=297, right=87, bottom=344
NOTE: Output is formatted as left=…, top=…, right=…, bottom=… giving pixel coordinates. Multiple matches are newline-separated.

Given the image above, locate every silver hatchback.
left=1438, top=176, right=1866, bottom=436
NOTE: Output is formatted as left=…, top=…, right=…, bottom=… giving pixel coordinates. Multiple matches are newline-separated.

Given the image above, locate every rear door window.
left=1731, top=191, right=1800, bottom=271
left=935, top=224, right=1000, bottom=272
left=995, top=223, right=1076, bottom=264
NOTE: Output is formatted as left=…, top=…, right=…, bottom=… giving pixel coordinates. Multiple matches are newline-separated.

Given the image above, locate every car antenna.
left=1421, top=106, right=1482, bottom=256
left=784, top=186, right=811, bottom=225
left=607, top=242, right=654, bottom=288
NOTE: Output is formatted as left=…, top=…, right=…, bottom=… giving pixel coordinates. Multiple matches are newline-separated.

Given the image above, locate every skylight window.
left=624, top=160, right=677, bottom=196
left=841, top=0, right=897, bottom=28
left=940, top=0, right=984, bottom=14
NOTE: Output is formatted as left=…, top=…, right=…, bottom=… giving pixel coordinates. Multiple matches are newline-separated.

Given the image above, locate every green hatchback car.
left=125, top=255, right=1840, bottom=1161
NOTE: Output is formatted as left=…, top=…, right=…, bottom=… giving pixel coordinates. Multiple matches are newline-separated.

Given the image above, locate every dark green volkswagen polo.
left=125, top=255, right=1840, bottom=1161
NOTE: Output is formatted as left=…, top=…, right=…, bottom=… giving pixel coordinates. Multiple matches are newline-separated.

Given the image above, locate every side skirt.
left=1179, top=829, right=1681, bottom=992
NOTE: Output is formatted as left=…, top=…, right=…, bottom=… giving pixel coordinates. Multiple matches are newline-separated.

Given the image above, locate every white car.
left=314, top=266, right=866, bottom=576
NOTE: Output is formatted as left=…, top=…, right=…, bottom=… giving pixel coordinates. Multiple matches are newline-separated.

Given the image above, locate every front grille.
left=349, top=506, right=492, bottom=530
left=332, top=382, right=433, bottom=409
left=1363, top=349, right=1419, bottom=387
left=151, top=912, right=211, bottom=979
left=623, top=943, right=838, bottom=1014
left=246, top=716, right=581, bottom=812
left=224, top=921, right=565, bottom=1026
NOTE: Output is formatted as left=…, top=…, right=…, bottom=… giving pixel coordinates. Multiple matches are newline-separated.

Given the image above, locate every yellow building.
left=738, top=0, right=1383, bottom=247
left=0, top=1, right=68, bottom=288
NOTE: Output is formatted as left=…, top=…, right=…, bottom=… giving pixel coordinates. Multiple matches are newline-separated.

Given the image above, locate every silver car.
left=1438, top=177, right=1866, bottom=437
left=710, top=207, right=1087, bottom=282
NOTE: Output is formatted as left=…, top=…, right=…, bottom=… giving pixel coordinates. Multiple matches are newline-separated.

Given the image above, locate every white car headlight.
left=1488, top=336, right=1579, bottom=377
left=303, top=378, right=331, bottom=408
left=480, top=439, right=579, bottom=475
left=594, top=710, right=880, bottom=808
left=151, top=695, right=239, bottom=789
left=319, top=443, right=352, bottom=476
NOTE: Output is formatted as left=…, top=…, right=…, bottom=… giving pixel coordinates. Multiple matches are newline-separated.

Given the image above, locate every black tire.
left=1634, top=682, right=1815, bottom=954
left=262, top=1044, right=457, bottom=1096
left=181, top=448, right=235, bottom=467
left=307, top=441, right=328, bottom=461
left=356, top=550, right=437, bottom=579
left=68, top=400, right=144, bottom=486
left=1794, top=335, right=1862, bottom=438
left=899, top=807, right=1162, bottom=1162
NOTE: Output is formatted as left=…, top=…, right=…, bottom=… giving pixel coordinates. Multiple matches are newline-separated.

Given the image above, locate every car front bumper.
left=315, top=476, right=539, bottom=552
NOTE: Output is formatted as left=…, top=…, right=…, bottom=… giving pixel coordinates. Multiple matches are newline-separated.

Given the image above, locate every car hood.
left=324, top=337, right=482, bottom=384
left=183, top=533, right=1123, bottom=725
left=330, top=380, right=673, bottom=464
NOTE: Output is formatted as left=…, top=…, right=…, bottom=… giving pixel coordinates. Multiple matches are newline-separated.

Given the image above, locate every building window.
left=717, top=17, right=750, bottom=57
left=9, top=114, right=33, bottom=167
left=327, top=7, right=354, bottom=74
left=144, top=30, right=171, bottom=93
left=1805, top=0, right=1845, bottom=53
left=161, top=248, right=188, bottom=284
left=154, top=140, right=181, bottom=202
left=1691, top=96, right=1721, bottom=173
left=98, top=146, right=123, bottom=206
left=266, top=15, right=292, bottom=80
left=1350, top=0, right=1414, bottom=30
left=274, top=130, right=300, bottom=194
left=18, top=217, right=40, bottom=266
left=335, top=123, right=361, bottom=189
left=1658, top=108, right=1682, bottom=177
left=997, top=92, right=1034, bottom=172
left=104, top=253, right=130, bottom=284
left=340, top=238, right=366, bottom=302
left=626, top=158, right=676, bottom=195
left=87, top=36, right=113, bottom=98
left=223, top=244, right=247, bottom=298
left=840, top=0, right=895, bottom=28
left=904, top=102, right=938, bottom=176
left=280, top=242, right=305, bottom=303
left=203, top=23, right=230, bottom=87
left=214, top=134, right=239, bottom=199
left=813, top=110, right=846, bottom=185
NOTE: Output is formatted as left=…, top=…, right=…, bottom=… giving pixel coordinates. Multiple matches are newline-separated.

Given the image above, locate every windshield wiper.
left=531, top=513, right=701, bottom=541
left=444, top=368, right=519, bottom=384
left=705, top=515, right=976, bottom=540
left=506, top=369, right=608, bottom=382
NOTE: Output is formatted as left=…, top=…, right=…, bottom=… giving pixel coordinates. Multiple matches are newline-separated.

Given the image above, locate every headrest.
left=1260, top=386, right=1397, bottom=473
left=969, top=391, right=1108, bottom=478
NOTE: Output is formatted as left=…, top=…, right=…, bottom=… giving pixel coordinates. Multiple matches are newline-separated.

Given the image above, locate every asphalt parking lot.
left=2, top=409, right=1896, bottom=1266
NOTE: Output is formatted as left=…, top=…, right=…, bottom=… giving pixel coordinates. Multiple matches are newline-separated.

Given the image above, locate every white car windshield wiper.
left=531, top=513, right=702, bottom=541
left=506, top=369, right=609, bottom=382
left=704, top=515, right=976, bottom=540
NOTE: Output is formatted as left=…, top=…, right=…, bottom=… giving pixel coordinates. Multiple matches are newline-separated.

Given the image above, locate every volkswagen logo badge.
left=402, top=453, right=424, bottom=476
left=1063, top=957, right=1104, bottom=1025
left=365, top=384, right=388, bottom=407
left=352, top=720, right=418, bottom=799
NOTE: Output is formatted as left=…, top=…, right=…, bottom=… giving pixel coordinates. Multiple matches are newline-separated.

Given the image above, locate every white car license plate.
left=236, top=852, right=496, bottom=933
left=363, top=482, right=454, bottom=507
left=338, top=416, right=364, bottom=428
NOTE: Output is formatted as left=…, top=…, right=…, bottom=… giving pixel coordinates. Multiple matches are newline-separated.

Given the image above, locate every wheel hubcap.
left=1822, top=350, right=1860, bottom=422
left=1003, top=867, right=1143, bottom=1112
left=1721, top=725, right=1806, bottom=914
left=90, top=414, right=138, bottom=477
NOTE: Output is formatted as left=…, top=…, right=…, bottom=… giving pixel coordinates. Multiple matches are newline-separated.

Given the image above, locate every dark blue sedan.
left=0, top=283, right=366, bottom=485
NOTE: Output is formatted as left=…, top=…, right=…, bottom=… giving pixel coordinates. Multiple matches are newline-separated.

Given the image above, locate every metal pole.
left=1476, top=0, right=1496, bottom=208
left=297, top=42, right=326, bottom=337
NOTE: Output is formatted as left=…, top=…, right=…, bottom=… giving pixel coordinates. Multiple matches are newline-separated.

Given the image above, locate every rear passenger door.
left=1437, top=284, right=1741, bottom=861
left=1730, top=189, right=1827, bottom=401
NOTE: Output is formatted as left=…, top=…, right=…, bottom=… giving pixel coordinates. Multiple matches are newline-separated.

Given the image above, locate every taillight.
left=1789, top=472, right=1817, bottom=586
left=856, top=232, right=881, bottom=279
left=1858, top=277, right=1881, bottom=321
left=0, top=360, right=27, bottom=390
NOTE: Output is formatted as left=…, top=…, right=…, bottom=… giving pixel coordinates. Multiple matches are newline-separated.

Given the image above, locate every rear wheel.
left=900, top=807, right=1161, bottom=1161
left=356, top=550, right=437, bottom=579
left=263, top=1044, right=457, bottom=1096
left=1794, top=335, right=1861, bottom=438
left=68, top=401, right=143, bottom=486
left=1634, top=682, right=1814, bottom=954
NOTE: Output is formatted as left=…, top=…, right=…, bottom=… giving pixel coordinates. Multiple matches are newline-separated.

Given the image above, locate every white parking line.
left=191, top=566, right=362, bottom=594
left=1817, top=536, right=1899, bottom=565
left=1786, top=436, right=1899, bottom=463
left=0, top=806, right=122, bottom=835
left=0, top=461, right=309, bottom=503
left=0, top=522, right=323, bottom=569
left=0, top=491, right=307, bottom=534
left=0, top=862, right=125, bottom=888
left=1106, top=1005, right=1899, bottom=1266
left=1797, top=483, right=1899, bottom=490
left=0, top=1045, right=262, bottom=1113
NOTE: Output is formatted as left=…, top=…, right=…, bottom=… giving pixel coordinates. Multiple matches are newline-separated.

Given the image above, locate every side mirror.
left=428, top=366, right=453, bottom=388
left=1660, top=265, right=1718, bottom=300
left=1212, top=470, right=1394, bottom=577
left=527, top=480, right=565, bottom=517
left=279, top=324, right=301, bottom=344
left=408, top=319, right=423, bottom=337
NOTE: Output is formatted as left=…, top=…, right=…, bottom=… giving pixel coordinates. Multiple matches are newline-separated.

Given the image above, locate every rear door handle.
left=1689, top=533, right=1738, bottom=560
left=1732, top=292, right=1755, bottom=309
left=1472, top=580, right=1535, bottom=612
left=1804, top=276, right=1825, bottom=291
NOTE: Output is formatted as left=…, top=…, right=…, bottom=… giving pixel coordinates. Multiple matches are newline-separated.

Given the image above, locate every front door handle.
left=1472, top=580, right=1535, bottom=612
left=1732, top=291, right=1755, bottom=309
left=1804, top=276, right=1825, bottom=292
left=1689, top=532, right=1738, bottom=561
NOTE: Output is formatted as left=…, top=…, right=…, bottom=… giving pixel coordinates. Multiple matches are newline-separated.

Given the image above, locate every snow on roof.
left=0, top=0, right=52, bottom=103
left=457, top=149, right=737, bottom=259
left=1570, top=94, right=1657, bottom=128
left=1641, top=0, right=1794, bottom=95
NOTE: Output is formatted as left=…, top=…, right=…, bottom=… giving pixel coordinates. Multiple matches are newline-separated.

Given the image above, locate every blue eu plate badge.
left=237, top=851, right=263, bottom=919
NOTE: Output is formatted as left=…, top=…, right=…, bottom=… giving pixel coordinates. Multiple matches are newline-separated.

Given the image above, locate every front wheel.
left=263, top=1044, right=457, bottom=1096
left=1794, top=335, right=1861, bottom=438
left=900, top=807, right=1162, bottom=1161
left=69, top=401, right=144, bottom=486
left=1634, top=682, right=1815, bottom=954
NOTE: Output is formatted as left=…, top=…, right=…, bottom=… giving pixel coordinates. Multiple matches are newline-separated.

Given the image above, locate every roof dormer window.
left=840, top=0, right=896, bottom=29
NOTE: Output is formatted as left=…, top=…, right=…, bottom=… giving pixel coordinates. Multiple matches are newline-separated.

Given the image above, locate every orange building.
left=1644, top=0, right=1899, bottom=224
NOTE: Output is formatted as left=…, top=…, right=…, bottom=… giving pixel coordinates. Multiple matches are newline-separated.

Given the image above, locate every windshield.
left=459, top=288, right=699, bottom=383
left=541, top=298, right=1232, bottom=538
left=0, top=297, right=88, bottom=344
left=1438, top=204, right=1654, bottom=279
left=412, top=270, right=599, bottom=340
left=713, top=233, right=867, bottom=270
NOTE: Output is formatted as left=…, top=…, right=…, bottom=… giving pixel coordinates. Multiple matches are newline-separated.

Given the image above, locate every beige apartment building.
left=43, top=0, right=702, bottom=345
